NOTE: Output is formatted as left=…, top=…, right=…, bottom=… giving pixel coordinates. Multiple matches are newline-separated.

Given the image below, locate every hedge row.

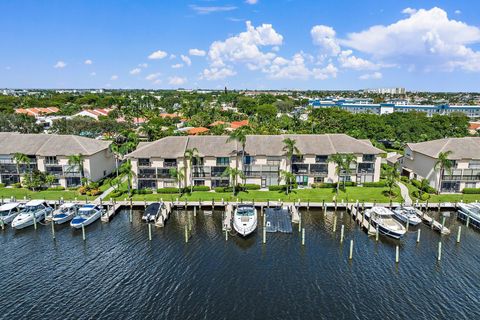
left=463, top=188, right=480, bottom=194
left=363, top=181, right=387, bottom=188
left=311, top=182, right=356, bottom=188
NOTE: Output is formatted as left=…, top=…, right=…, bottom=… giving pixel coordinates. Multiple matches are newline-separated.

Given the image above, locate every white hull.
left=11, top=212, right=46, bottom=229
left=0, top=214, right=19, bottom=225
left=233, top=206, right=258, bottom=237
left=52, top=213, right=75, bottom=225
left=70, top=211, right=102, bottom=229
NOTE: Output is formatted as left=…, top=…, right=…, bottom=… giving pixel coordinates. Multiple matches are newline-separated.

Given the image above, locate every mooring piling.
left=417, top=229, right=421, bottom=243
left=456, top=226, right=462, bottom=243
left=349, top=240, right=354, bottom=260
left=148, top=223, right=152, bottom=241
left=375, top=225, right=379, bottom=242
left=82, top=224, right=86, bottom=241
left=301, top=228, right=305, bottom=246
left=340, top=224, right=344, bottom=243
left=184, top=225, right=188, bottom=243
left=437, top=242, right=442, bottom=261
left=51, top=221, right=55, bottom=239
left=333, top=214, right=337, bottom=232
left=395, top=245, right=399, bottom=263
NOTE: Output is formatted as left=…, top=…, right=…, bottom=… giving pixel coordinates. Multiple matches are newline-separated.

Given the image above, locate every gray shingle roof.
left=127, top=134, right=383, bottom=158
left=407, top=137, right=480, bottom=160
left=0, top=132, right=111, bottom=156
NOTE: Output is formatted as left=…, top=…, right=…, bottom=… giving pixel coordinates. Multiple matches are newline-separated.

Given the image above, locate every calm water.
left=1, top=207, right=479, bottom=320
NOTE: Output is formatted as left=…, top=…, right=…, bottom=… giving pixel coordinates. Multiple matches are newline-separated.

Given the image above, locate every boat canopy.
left=0, top=202, right=20, bottom=211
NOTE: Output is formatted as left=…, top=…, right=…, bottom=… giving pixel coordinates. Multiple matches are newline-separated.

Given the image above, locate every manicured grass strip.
left=0, top=188, right=95, bottom=201
left=404, top=181, right=480, bottom=203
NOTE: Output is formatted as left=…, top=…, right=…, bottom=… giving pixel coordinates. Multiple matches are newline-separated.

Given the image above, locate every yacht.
left=0, top=202, right=22, bottom=224
left=365, top=207, right=407, bottom=239
left=233, top=204, right=257, bottom=236
left=11, top=200, right=52, bottom=230
left=52, top=203, right=79, bottom=225
left=392, top=206, right=422, bottom=226
left=70, top=204, right=104, bottom=229
left=457, top=203, right=480, bottom=230
left=142, top=202, right=162, bottom=222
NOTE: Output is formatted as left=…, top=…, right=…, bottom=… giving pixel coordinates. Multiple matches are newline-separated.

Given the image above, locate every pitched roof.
left=127, top=134, right=383, bottom=159
left=15, top=107, right=59, bottom=117
left=0, top=133, right=111, bottom=156
left=187, top=127, right=209, bottom=135
left=407, top=137, right=480, bottom=160
left=230, top=119, right=249, bottom=129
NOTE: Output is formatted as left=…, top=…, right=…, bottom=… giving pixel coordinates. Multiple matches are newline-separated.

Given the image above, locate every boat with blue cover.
left=70, top=204, right=104, bottom=229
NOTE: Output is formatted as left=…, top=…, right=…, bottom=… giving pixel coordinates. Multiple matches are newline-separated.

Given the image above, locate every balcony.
left=243, top=165, right=279, bottom=177
left=138, top=168, right=156, bottom=179
left=163, top=160, right=177, bottom=168
left=45, top=165, right=63, bottom=177
left=357, top=163, right=375, bottom=174
left=310, top=164, right=328, bottom=176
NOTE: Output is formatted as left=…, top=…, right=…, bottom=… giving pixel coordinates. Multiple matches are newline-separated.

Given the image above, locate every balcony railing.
left=243, top=165, right=279, bottom=177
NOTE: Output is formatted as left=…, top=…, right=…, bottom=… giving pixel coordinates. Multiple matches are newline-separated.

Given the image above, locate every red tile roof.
left=230, top=119, right=249, bottom=129
left=15, top=107, right=60, bottom=117
left=187, top=127, right=209, bottom=135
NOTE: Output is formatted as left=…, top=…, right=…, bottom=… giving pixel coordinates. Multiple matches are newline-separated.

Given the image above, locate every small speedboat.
left=52, top=203, right=79, bottom=224
left=233, top=204, right=257, bottom=236
left=11, top=200, right=52, bottom=230
left=142, top=202, right=162, bottom=222
left=365, top=207, right=406, bottom=239
left=457, top=203, right=480, bottom=230
left=393, top=206, right=422, bottom=226
left=70, top=204, right=103, bottom=229
left=0, top=202, right=22, bottom=224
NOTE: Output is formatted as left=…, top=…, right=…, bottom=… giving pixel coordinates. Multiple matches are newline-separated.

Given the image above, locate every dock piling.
left=148, top=223, right=152, bottom=241
left=349, top=240, right=353, bottom=260
left=375, top=225, right=379, bottom=242
left=184, top=225, right=189, bottom=243
left=129, top=208, right=133, bottom=223
left=263, top=226, right=266, bottom=244
left=417, top=229, right=421, bottom=243
left=51, top=221, right=55, bottom=239
left=437, top=242, right=442, bottom=261
left=406, top=219, right=409, bottom=232
left=301, top=228, right=305, bottom=246
left=395, top=245, right=399, bottom=264
left=466, top=216, right=470, bottom=228
left=340, top=224, right=344, bottom=243
left=225, top=229, right=228, bottom=241
left=82, top=224, right=86, bottom=241
left=456, top=226, right=462, bottom=243
left=33, top=213, right=37, bottom=230
left=333, top=214, right=337, bottom=233
left=194, top=206, right=197, bottom=217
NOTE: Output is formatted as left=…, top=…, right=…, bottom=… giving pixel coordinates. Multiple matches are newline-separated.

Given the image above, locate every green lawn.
left=0, top=187, right=95, bottom=201
left=118, top=186, right=403, bottom=203
left=403, top=181, right=480, bottom=203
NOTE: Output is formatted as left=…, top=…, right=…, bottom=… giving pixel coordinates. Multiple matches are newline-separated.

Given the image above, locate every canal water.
left=0, top=208, right=479, bottom=320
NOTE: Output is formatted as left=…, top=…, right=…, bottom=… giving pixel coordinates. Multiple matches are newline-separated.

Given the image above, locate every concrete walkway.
left=94, top=176, right=127, bottom=204
left=396, top=181, right=412, bottom=205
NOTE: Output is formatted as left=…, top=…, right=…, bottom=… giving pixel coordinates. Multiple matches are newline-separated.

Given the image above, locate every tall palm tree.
left=183, top=148, right=200, bottom=193
left=68, top=154, right=85, bottom=186
left=341, top=154, right=357, bottom=190
left=282, top=138, right=300, bottom=173
left=280, top=170, right=295, bottom=194
left=226, top=128, right=247, bottom=171
left=434, top=151, right=453, bottom=193
left=328, top=153, right=344, bottom=194
left=221, top=167, right=245, bottom=195
left=109, top=143, right=121, bottom=179
left=13, top=152, right=30, bottom=184
left=122, top=159, right=134, bottom=196
left=384, top=163, right=400, bottom=198
left=169, top=167, right=185, bottom=196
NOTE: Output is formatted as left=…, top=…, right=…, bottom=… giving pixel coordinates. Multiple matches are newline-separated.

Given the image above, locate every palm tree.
left=282, top=138, right=300, bottom=173
left=45, top=174, right=56, bottom=188
left=68, top=154, right=85, bottom=186
left=183, top=148, right=200, bottom=193
left=341, top=154, right=357, bottom=190
left=226, top=128, right=247, bottom=171
left=109, top=143, right=121, bottom=179
left=328, top=153, right=344, bottom=194
left=169, top=167, right=185, bottom=196
left=13, top=152, right=30, bottom=184
left=434, top=151, right=453, bottom=193
left=221, top=167, right=245, bottom=195
left=419, top=178, right=430, bottom=198
left=280, top=170, right=295, bottom=194
left=384, top=164, right=400, bottom=198
left=123, top=160, right=134, bottom=196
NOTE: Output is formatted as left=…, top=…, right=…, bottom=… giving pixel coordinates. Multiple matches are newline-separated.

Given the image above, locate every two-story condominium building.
left=401, top=137, right=480, bottom=193
left=0, top=133, right=116, bottom=188
left=127, top=134, right=383, bottom=190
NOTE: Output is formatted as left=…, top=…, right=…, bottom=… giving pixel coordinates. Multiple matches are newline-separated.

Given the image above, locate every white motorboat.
left=233, top=204, right=257, bottom=236
left=11, top=200, right=52, bottom=230
left=0, top=202, right=22, bottom=225
left=142, top=202, right=162, bottom=222
left=70, top=204, right=103, bottom=229
left=365, top=206, right=406, bottom=239
left=52, top=203, right=79, bottom=225
left=393, top=206, right=422, bottom=226
left=457, top=203, right=480, bottom=230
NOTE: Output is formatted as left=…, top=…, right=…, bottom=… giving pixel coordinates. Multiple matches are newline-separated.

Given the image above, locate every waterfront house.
left=126, top=134, right=383, bottom=190
left=0, top=133, right=115, bottom=188
left=401, top=137, right=480, bottom=193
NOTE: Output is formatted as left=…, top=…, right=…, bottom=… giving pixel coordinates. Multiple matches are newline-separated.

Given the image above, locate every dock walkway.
left=265, top=206, right=293, bottom=233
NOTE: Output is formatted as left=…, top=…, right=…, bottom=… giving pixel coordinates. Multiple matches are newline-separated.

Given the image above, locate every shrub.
left=363, top=181, right=387, bottom=188
left=134, top=188, right=154, bottom=195
left=192, top=185, right=210, bottom=192
left=77, top=186, right=87, bottom=195
left=47, top=186, right=65, bottom=191
left=0, top=183, right=4, bottom=188
left=89, top=189, right=102, bottom=196
left=411, top=179, right=422, bottom=189
left=412, top=190, right=430, bottom=200
left=425, top=186, right=436, bottom=194
left=241, top=184, right=261, bottom=190
left=157, top=187, right=180, bottom=194
left=214, top=186, right=233, bottom=193
left=463, top=188, right=480, bottom=194
left=268, top=185, right=286, bottom=191
left=109, top=190, right=124, bottom=198
left=12, top=183, right=21, bottom=188
left=400, top=176, right=409, bottom=183
left=311, top=182, right=355, bottom=188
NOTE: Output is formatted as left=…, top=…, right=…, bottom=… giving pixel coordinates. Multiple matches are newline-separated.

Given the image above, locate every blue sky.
left=1, top=0, right=480, bottom=91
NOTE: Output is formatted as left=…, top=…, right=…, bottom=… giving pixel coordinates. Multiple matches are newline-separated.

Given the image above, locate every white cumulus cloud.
left=181, top=55, right=192, bottom=66
left=337, top=50, right=379, bottom=70
left=110, top=75, right=119, bottom=80
left=169, top=76, right=187, bottom=86
left=359, top=72, right=383, bottom=80
left=54, top=61, right=67, bottom=69
left=171, top=63, right=184, bottom=69
left=84, top=59, right=93, bottom=65
left=145, top=73, right=161, bottom=81
left=148, top=50, right=168, bottom=60
left=245, top=0, right=258, bottom=4
left=189, top=48, right=206, bottom=56
left=201, top=67, right=237, bottom=80
left=130, top=68, right=141, bottom=75
left=311, top=25, right=340, bottom=56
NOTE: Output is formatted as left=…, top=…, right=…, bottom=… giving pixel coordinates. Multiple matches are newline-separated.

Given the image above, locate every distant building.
left=74, top=108, right=113, bottom=120
left=0, top=133, right=115, bottom=188
left=15, top=107, right=59, bottom=118
left=401, top=137, right=480, bottom=193
left=365, top=87, right=406, bottom=95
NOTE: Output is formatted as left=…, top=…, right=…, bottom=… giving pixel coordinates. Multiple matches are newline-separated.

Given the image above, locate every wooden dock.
left=348, top=204, right=376, bottom=235
left=223, top=204, right=233, bottom=231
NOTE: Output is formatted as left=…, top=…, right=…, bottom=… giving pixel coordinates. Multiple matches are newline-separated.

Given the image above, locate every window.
left=465, top=182, right=476, bottom=189
left=362, top=154, right=375, bottom=162
left=139, top=180, right=156, bottom=190
left=164, top=159, right=177, bottom=167
left=212, top=179, right=229, bottom=187
left=194, top=180, right=205, bottom=186
left=314, top=177, right=324, bottom=183
left=469, top=160, right=480, bottom=169
left=244, top=156, right=255, bottom=165
left=315, top=155, right=328, bottom=163
left=267, top=156, right=281, bottom=166
left=45, top=156, right=58, bottom=165
left=192, top=157, right=204, bottom=166
left=138, top=158, right=151, bottom=167
left=292, top=155, right=303, bottom=163
left=216, top=157, right=229, bottom=166
left=295, top=175, right=308, bottom=186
